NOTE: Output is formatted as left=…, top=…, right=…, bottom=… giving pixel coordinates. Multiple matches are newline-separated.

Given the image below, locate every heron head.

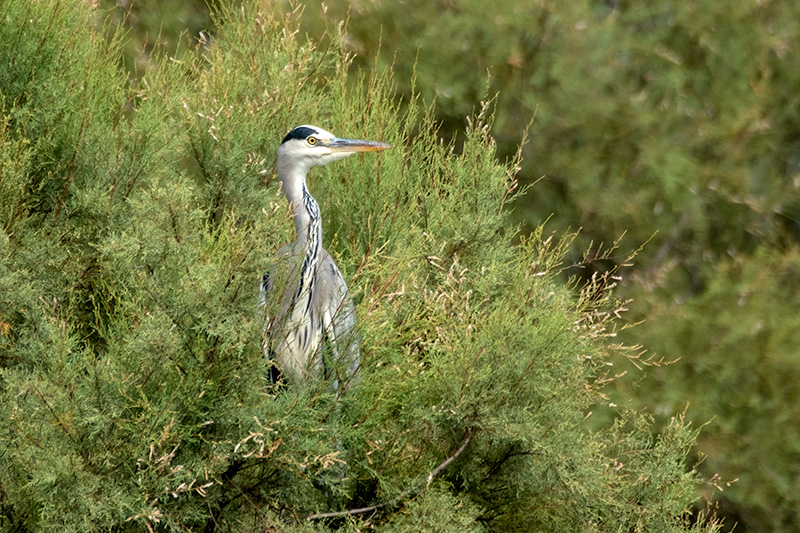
left=278, top=125, right=391, bottom=172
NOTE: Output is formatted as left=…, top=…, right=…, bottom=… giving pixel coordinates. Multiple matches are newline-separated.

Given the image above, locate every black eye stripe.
left=281, top=126, right=319, bottom=144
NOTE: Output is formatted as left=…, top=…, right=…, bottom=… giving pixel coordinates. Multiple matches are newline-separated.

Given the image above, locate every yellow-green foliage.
left=0, top=1, right=718, bottom=531
left=93, top=1, right=800, bottom=531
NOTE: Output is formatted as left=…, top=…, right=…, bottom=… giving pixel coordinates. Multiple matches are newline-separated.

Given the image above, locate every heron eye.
left=307, top=136, right=317, bottom=145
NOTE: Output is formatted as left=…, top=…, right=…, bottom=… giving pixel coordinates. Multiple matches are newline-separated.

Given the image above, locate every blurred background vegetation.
left=92, top=0, right=800, bottom=530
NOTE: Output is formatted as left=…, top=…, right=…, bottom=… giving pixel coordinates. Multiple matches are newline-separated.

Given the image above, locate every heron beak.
left=326, top=137, right=392, bottom=153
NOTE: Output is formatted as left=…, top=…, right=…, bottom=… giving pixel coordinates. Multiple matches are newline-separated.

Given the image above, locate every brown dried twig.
left=305, top=431, right=474, bottom=521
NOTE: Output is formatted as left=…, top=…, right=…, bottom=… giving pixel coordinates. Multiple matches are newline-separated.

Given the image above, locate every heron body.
left=262, top=125, right=390, bottom=388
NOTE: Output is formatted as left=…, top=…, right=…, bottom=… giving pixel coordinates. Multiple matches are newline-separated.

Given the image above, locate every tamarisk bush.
left=0, top=1, right=718, bottom=531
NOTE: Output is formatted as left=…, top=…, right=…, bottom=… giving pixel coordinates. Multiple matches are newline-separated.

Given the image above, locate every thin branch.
left=305, top=431, right=474, bottom=521
left=426, top=431, right=472, bottom=488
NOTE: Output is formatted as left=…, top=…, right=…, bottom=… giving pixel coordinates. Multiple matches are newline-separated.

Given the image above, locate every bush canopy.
left=0, top=1, right=719, bottom=531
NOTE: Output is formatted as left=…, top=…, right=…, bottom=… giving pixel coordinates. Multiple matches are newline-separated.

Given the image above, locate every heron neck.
left=281, top=176, right=322, bottom=247
left=293, top=185, right=322, bottom=247
left=279, top=160, right=323, bottom=248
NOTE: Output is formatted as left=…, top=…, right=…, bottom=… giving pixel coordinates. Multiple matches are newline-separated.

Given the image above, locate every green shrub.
left=0, top=1, right=717, bottom=530
left=289, top=2, right=800, bottom=530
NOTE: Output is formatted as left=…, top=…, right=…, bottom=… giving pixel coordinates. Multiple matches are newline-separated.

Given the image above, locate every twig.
left=425, top=433, right=472, bottom=488
left=305, top=431, right=474, bottom=521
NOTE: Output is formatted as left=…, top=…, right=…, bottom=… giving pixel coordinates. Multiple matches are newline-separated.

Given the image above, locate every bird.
left=261, top=125, right=391, bottom=389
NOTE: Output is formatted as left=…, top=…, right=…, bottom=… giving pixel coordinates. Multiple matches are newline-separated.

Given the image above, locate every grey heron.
left=261, top=125, right=391, bottom=388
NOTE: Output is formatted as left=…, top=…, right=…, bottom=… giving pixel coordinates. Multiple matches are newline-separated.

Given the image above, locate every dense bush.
left=0, top=1, right=717, bottom=531
left=290, top=2, right=800, bottom=531
left=98, top=0, right=800, bottom=530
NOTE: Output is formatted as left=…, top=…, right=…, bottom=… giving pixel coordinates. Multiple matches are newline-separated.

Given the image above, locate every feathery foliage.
left=0, top=1, right=717, bottom=530
left=289, top=2, right=800, bottom=530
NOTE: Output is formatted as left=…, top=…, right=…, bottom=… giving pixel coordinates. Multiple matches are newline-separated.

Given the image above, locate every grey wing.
left=258, top=272, right=273, bottom=311
left=316, top=250, right=360, bottom=390
left=260, top=243, right=304, bottom=384
left=259, top=242, right=293, bottom=318
left=258, top=272, right=284, bottom=384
